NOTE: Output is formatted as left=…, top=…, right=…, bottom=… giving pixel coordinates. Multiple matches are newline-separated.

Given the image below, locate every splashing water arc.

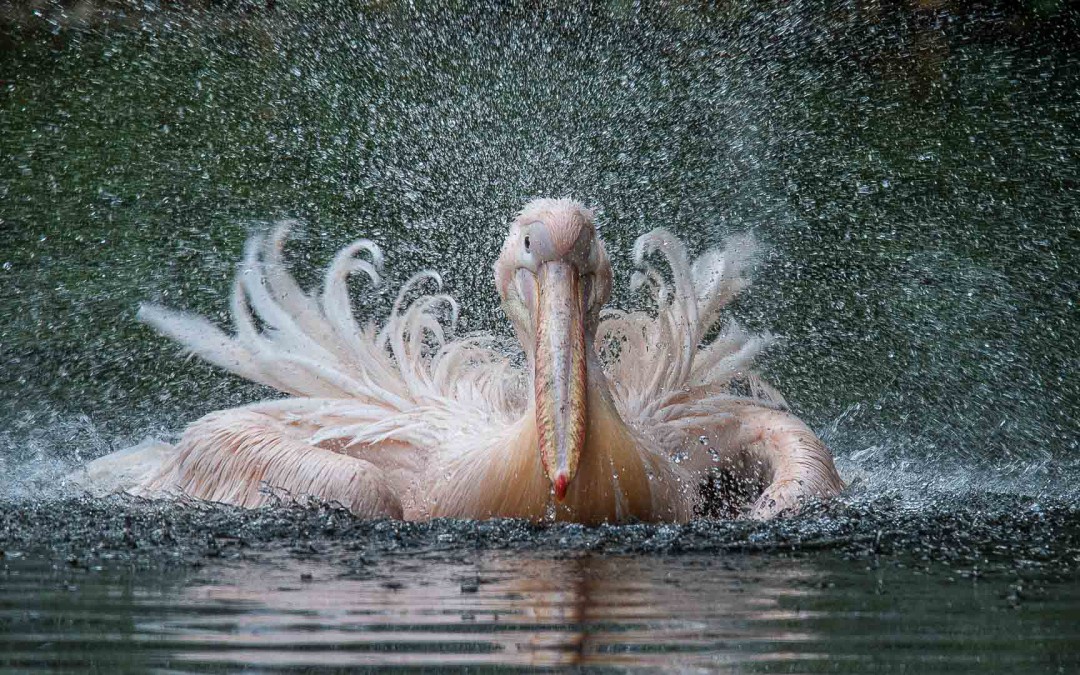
left=2, top=1, right=1075, bottom=503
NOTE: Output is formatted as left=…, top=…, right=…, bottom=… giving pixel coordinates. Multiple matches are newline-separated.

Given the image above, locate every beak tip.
left=554, top=473, right=569, bottom=502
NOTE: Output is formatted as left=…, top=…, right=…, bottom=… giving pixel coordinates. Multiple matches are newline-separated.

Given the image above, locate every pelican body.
left=84, top=199, right=842, bottom=522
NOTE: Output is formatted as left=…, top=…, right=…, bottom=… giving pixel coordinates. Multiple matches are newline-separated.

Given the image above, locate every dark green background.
left=2, top=0, right=1077, bottom=482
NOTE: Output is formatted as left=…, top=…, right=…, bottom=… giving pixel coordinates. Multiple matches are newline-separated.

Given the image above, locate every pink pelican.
left=84, top=198, right=842, bottom=522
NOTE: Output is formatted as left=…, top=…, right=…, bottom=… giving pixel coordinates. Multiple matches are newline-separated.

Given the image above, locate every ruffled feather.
left=598, top=229, right=780, bottom=448
left=139, top=222, right=523, bottom=455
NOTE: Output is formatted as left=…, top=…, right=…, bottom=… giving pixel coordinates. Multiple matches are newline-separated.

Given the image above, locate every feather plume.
left=599, top=229, right=778, bottom=443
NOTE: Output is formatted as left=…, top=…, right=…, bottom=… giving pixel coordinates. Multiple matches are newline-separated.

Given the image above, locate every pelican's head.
left=495, top=198, right=613, bottom=502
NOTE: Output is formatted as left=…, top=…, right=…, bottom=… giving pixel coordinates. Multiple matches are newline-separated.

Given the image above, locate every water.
left=4, top=551, right=1078, bottom=672
left=1, top=0, right=1079, bottom=670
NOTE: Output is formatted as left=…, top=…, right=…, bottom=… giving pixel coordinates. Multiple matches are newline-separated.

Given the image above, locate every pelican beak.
left=534, top=260, right=587, bottom=502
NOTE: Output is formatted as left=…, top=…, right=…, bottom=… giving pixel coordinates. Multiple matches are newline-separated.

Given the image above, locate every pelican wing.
left=140, top=223, right=527, bottom=465
left=138, top=406, right=406, bottom=518
left=596, top=229, right=782, bottom=449
left=598, top=229, right=843, bottom=515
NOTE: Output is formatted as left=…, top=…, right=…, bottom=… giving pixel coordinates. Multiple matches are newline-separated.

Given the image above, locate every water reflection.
left=4, top=550, right=1079, bottom=671
left=170, top=553, right=817, bottom=668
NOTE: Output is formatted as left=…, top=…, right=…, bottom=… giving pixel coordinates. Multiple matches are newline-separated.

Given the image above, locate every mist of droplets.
left=1, top=0, right=1077, bottom=500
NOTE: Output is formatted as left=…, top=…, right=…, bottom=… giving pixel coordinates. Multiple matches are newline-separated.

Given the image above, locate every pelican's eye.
left=524, top=235, right=530, bottom=252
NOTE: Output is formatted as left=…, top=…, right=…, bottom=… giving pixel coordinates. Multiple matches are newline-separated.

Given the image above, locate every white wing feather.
left=597, top=229, right=783, bottom=451
left=139, top=222, right=525, bottom=458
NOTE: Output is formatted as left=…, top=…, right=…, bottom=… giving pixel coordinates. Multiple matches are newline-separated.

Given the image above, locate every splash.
left=2, top=1, right=1077, bottom=510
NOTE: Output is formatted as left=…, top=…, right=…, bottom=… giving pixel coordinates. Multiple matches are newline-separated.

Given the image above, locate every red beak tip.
left=554, top=474, right=569, bottom=501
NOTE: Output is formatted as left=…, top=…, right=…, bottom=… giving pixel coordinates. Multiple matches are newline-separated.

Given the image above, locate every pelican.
left=83, top=198, right=842, bottom=522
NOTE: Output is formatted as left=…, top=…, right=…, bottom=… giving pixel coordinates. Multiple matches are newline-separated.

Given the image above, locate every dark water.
left=2, top=0, right=1079, bottom=670
left=3, top=550, right=1079, bottom=672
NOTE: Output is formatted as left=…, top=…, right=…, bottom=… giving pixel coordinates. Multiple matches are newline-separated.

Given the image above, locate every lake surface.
left=4, top=549, right=1078, bottom=672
